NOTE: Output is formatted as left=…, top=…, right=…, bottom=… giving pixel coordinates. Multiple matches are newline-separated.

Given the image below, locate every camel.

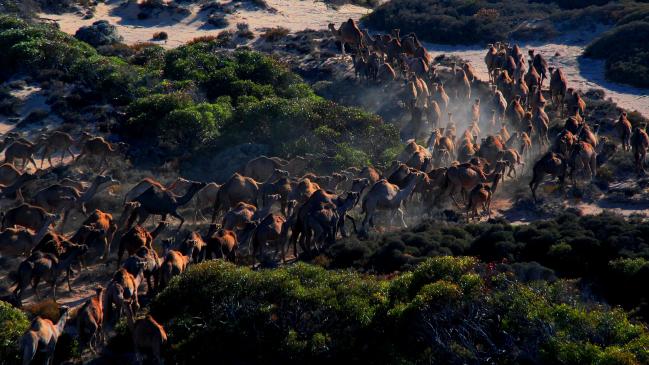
left=0, top=213, right=56, bottom=256
left=377, top=62, right=397, bottom=82
left=0, top=163, right=21, bottom=185
left=565, top=88, right=586, bottom=116
left=529, top=85, right=546, bottom=111
left=471, top=99, right=481, bottom=124
left=579, top=124, right=599, bottom=148
left=211, top=173, right=259, bottom=222
left=631, top=126, right=649, bottom=174
left=132, top=180, right=205, bottom=231
left=243, top=155, right=288, bottom=181
left=463, top=62, right=476, bottom=82
left=397, top=140, right=430, bottom=163
left=466, top=183, right=492, bottom=221
left=289, top=189, right=338, bottom=255
left=259, top=176, right=293, bottom=215
left=2, top=203, right=57, bottom=231
left=328, top=19, right=364, bottom=55
left=222, top=202, right=257, bottom=230
left=512, top=77, right=529, bottom=103
left=528, top=50, right=548, bottom=85
left=569, top=141, right=597, bottom=182
left=158, top=243, right=193, bottom=290
left=123, top=177, right=187, bottom=204
left=530, top=152, right=568, bottom=203
left=13, top=242, right=88, bottom=303
left=505, top=95, right=526, bottom=129
left=77, top=287, right=104, bottom=353
left=452, top=66, right=471, bottom=100
left=491, top=89, right=508, bottom=123
left=127, top=314, right=167, bottom=365
left=477, top=135, right=504, bottom=168
left=287, top=178, right=321, bottom=205
left=194, top=182, right=221, bottom=222
left=531, top=105, right=550, bottom=146
left=205, top=226, right=238, bottom=262
left=524, top=60, right=541, bottom=93
left=248, top=213, right=287, bottom=264
left=431, top=83, right=449, bottom=112
left=0, top=171, right=37, bottom=203
left=116, top=222, right=166, bottom=266
left=484, top=44, right=499, bottom=82
left=76, top=136, right=127, bottom=171
left=4, top=139, right=41, bottom=171
left=103, top=267, right=143, bottom=325
left=122, top=246, right=161, bottom=294
left=20, top=306, right=69, bottom=365
left=303, top=204, right=337, bottom=252
left=443, top=162, right=492, bottom=206
left=32, top=175, right=119, bottom=228
left=549, top=67, right=567, bottom=115
left=38, top=131, right=77, bottom=168
left=71, top=209, right=117, bottom=260
left=497, top=148, right=524, bottom=179
left=361, top=172, right=423, bottom=233
left=615, top=112, right=632, bottom=151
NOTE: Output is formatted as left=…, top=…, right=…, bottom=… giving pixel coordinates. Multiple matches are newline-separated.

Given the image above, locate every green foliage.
left=585, top=21, right=649, bottom=88
left=0, top=302, right=29, bottom=365
left=324, top=213, right=649, bottom=320
left=151, top=257, right=649, bottom=364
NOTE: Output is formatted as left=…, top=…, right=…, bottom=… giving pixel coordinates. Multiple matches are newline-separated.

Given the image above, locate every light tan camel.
left=505, top=95, right=526, bottom=129
left=205, top=226, right=238, bottom=262
left=32, top=175, right=119, bottom=229
left=77, top=287, right=104, bottom=353
left=361, top=172, right=423, bottom=232
left=431, top=83, right=449, bottom=112
left=38, top=131, right=76, bottom=168
left=103, top=267, right=143, bottom=325
left=158, top=244, right=193, bottom=290
left=0, top=163, right=21, bottom=185
left=466, top=183, right=492, bottom=221
left=288, top=178, right=321, bottom=205
left=569, top=141, right=597, bottom=182
left=127, top=314, right=167, bottom=365
left=194, top=182, right=221, bottom=222
left=328, top=18, right=364, bottom=55
left=2, top=203, right=57, bottom=231
left=398, top=140, right=430, bottom=163
left=549, top=67, right=568, bottom=116
left=211, top=173, right=259, bottom=222
left=20, top=306, right=69, bottom=365
left=615, top=112, right=632, bottom=151
left=565, top=88, right=586, bottom=116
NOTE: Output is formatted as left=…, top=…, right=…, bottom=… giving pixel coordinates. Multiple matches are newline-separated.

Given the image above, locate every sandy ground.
left=41, top=0, right=370, bottom=48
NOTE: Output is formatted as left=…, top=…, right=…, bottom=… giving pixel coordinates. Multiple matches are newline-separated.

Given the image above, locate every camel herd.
left=1, top=19, right=649, bottom=365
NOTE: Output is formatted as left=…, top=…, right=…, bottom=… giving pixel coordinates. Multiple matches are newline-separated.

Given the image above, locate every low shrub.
left=0, top=301, right=29, bottom=365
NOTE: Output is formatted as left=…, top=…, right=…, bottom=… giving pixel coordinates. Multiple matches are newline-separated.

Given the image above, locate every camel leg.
left=171, top=211, right=185, bottom=231
left=67, top=267, right=73, bottom=292
left=59, top=209, right=70, bottom=231
left=397, top=208, right=407, bottom=228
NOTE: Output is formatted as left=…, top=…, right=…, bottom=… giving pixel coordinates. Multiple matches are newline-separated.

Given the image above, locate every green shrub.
left=0, top=302, right=29, bottom=365
left=151, top=257, right=649, bottom=364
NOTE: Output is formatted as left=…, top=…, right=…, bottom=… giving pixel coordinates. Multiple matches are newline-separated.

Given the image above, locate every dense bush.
left=0, top=16, right=399, bottom=169
left=325, top=213, right=649, bottom=319
left=585, top=21, right=649, bottom=88
left=151, top=258, right=649, bottom=364
left=0, top=302, right=29, bottom=365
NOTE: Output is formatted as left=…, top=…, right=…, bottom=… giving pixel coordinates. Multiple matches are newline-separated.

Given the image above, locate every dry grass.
left=260, top=26, right=290, bottom=42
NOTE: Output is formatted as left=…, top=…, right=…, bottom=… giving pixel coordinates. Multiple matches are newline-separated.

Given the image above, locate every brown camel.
left=304, top=203, right=337, bottom=251
left=122, top=246, right=161, bottom=294
left=361, top=172, right=423, bottom=232
left=615, top=112, right=632, bottom=151
left=158, top=243, right=193, bottom=290
left=565, top=88, right=586, bottom=116
left=20, top=306, right=69, bottom=365
left=0, top=213, right=56, bottom=256
left=631, top=126, right=649, bottom=173
left=4, top=139, right=42, bottom=171
left=103, top=267, right=143, bottom=325
left=377, top=62, right=397, bottom=82
left=328, top=18, right=364, bottom=55
left=529, top=49, right=548, bottom=86
left=484, top=44, right=499, bottom=82
left=549, top=67, right=568, bottom=115
left=211, top=173, right=259, bottom=222
left=431, top=83, right=449, bottom=112
left=529, top=152, right=567, bottom=203
left=77, top=287, right=104, bottom=353
left=443, top=162, right=492, bottom=206
left=506, top=95, right=526, bottom=129
left=569, top=141, right=597, bottom=182
left=123, top=177, right=192, bottom=204
left=127, top=314, right=167, bottom=365
left=204, top=225, right=237, bottom=262
left=0, top=171, right=37, bottom=203
left=524, top=60, right=541, bottom=93
left=249, top=213, right=287, bottom=264
left=38, top=131, right=77, bottom=168
left=222, top=202, right=257, bottom=230
left=131, top=180, right=206, bottom=231
left=288, top=178, right=321, bottom=205
left=477, top=135, right=504, bottom=168
left=13, top=243, right=88, bottom=303
left=33, top=175, right=119, bottom=228
left=71, top=209, right=117, bottom=260
left=497, top=148, right=524, bottom=179
left=531, top=105, right=550, bottom=146
left=0, top=163, right=21, bottom=185
left=2, top=203, right=57, bottom=231
left=466, top=183, right=492, bottom=221
left=359, top=166, right=381, bottom=184
left=243, top=155, right=289, bottom=181
left=116, top=222, right=166, bottom=266
left=76, top=136, right=127, bottom=171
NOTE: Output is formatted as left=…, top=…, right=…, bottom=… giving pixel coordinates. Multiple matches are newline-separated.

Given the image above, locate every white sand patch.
left=0, top=83, right=55, bottom=135
left=41, top=0, right=370, bottom=49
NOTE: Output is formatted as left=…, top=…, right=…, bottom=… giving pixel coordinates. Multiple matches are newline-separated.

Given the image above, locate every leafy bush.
left=0, top=302, right=29, bottom=365
left=324, top=213, right=649, bottom=320
left=151, top=258, right=649, bottom=364
left=585, top=21, right=649, bottom=88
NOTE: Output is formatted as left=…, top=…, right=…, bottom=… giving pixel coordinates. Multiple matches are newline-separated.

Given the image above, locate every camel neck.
left=176, top=186, right=199, bottom=206
left=56, top=312, right=68, bottom=335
